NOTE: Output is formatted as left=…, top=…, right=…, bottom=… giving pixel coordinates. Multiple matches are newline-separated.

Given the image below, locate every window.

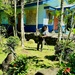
left=46, top=10, right=53, bottom=24
left=25, top=9, right=36, bottom=25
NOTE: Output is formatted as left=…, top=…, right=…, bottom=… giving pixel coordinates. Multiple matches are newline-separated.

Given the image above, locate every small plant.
left=0, top=36, right=6, bottom=53
left=6, top=36, right=20, bottom=49
left=0, top=25, right=7, bottom=36
left=7, top=55, right=28, bottom=75
left=3, top=36, right=20, bottom=53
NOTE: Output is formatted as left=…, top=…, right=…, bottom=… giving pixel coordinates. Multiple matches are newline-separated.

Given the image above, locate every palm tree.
left=21, top=0, right=25, bottom=47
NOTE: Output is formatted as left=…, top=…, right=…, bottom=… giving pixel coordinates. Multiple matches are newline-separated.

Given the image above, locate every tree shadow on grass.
left=27, top=56, right=51, bottom=68
left=27, top=56, right=44, bottom=65
left=36, top=63, right=51, bottom=68
left=45, top=55, right=58, bottom=61
left=25, top=46, right=51, bottom=51
left=26, top=48, right=36, bottom=51
left=27, top=56, right=39, bottom=60
left=27, top=56, right=43, bottom=63
left=25, top=46, right=37, bottom=51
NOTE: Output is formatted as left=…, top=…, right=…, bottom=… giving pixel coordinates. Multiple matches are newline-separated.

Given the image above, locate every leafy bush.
left=6, top=36, right=20, bottom=49
left=55, top=40, right=75, bottom=61
left=57, top=53, right=75, bottom=75
left=7, top=55, right=28, bottom=75
left=3, top=36, right=20, bottom=53
left=0, top=25, right=7, bottom=36
left=0, top=36, right=6, bottom=53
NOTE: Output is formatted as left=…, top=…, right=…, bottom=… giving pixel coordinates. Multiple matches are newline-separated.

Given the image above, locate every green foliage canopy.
left=0, top=0, right=14, bottom=16
left=68, top=0, right=75, bottom=4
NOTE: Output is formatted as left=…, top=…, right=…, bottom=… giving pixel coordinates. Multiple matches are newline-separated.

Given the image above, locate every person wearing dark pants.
left=37, top=25, right=49, bottom=51
left=37, top=36, right=43, bottom=51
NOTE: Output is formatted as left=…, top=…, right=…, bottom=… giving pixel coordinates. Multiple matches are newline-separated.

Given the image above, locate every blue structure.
left=0, top=0, right=75, bottom=32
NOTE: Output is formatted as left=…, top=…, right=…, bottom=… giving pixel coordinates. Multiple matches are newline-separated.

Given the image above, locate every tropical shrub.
left=3, top=36, right=20, bottom=53
left=0, top=36, right=6, bottom=53
left=7, top=55, right=28, bottom=75
left=55, top=40, right=75, bottom=61
left=0, top=25, right=7, bottom=36
left=57, top=53, right=75, bottom=75
left=6, top=36, right=20, bottom=49
left=0, top=26, right=7, bottom=53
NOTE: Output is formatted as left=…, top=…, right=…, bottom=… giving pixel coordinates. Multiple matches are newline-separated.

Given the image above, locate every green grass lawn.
left=15, top=41, right=58, bottom=75
left=0, top=40, right=58, bottom=75
left=0, top=53, right=7, bottom=64
left=0, top=53, right=7, bottom=75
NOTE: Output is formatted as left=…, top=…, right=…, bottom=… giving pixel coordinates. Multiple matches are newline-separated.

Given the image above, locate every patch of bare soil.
left=21, top=49, right=30, bottom=55
left=35, top=68, right=59, bottom=75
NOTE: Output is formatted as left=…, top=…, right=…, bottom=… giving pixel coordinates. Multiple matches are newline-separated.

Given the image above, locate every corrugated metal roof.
left=44, top=4, right=75, bottom=10
left=44, top=0, right=75, bottom=10
left=56, top=4, right=75, bottom=9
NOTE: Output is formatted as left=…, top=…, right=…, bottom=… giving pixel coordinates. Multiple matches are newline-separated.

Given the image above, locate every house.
left=0, top=0, right=75, bottom=33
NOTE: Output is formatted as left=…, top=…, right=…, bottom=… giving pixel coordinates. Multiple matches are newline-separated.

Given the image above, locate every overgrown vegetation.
left=57, top=53, right=75, bottom=75
left=7, top=55, right=28, bottom=75
left=0, top=36, right=6, bottom=53
left=0, top=0, right=75, bottom=75
left=0, top=38, right=55, bottom=75
left=55, top=40, right=75, bottom=61
left=3, top=36, right=20, bottom=53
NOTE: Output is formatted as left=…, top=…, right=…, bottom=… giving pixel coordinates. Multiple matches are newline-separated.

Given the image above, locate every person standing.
left=37, top=25, right=49, bottom=51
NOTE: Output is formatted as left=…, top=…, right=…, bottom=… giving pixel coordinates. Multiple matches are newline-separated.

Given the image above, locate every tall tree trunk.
left=14, top=0, right=17, bottom=36
left=59, top=0, right=64, bottom=41
left=0, top=12, right=1, bottom=40
left=58, top=0, right=64, bottom=65
left=21, top=0, right=25, bottom=47
left=36, top=0, right=39, bottom=34
left=0, top=12, right=1, bottom=36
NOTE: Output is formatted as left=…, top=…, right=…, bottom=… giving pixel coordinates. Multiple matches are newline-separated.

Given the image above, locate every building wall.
left=1, top=5, right=54, bottom=32
left=23, top=5, right=46, bottom=32
left=38, top=5, right=45, bottom=24
left=0, top=4, right=53, bottom=32
left=25, top=9, right=36, bottom=25
left=24, top=5, right=45, bottom=25
left=24, top=5, right=54, bottom=32
left=45, top=0, right=59, bottom=7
